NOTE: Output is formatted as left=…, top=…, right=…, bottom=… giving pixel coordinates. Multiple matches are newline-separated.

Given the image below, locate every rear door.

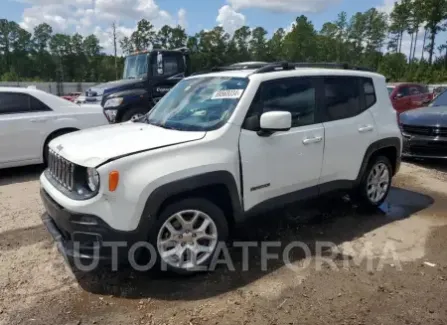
left=319, top=76, right=378, bottom=186
left=0, top=92, right=52, bottom=164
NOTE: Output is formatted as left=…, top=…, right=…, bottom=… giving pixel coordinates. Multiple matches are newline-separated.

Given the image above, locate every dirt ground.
left=1, top=161, right=447, bottom=325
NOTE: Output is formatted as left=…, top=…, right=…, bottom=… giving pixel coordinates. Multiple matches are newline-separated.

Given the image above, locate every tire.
left=120, top=107, right=148, bottom=122
left=43, top=129, right=77, bottom=165
left=147, top=198, right=229, bottom=274
left=353, top=155, right=393, bottom=209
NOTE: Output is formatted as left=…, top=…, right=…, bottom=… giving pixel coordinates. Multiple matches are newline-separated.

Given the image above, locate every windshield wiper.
left=146, top=119, right=179, bottom=130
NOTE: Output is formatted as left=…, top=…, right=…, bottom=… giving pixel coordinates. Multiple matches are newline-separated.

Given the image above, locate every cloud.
left=17, top=0, right=181, bottom=54
left=377, top=0, right=400, bottom=14
left=178, top=8, right=187, bottom=29
left=227, top=0, right=341, bottom=13
left=20, top=5, right=72, bottom=32
left=216, top=5, right=246, bottom=35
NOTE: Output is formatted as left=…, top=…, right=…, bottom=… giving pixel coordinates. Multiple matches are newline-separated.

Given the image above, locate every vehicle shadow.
left=73, top=186, right=434, bottom=301
left=0, top=164, right=44, bottom=186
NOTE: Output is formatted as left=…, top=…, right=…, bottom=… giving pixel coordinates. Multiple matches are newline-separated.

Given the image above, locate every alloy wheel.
left=366, top=162, right=390, bottom=203
left=157, top=210, right=218, bottom=270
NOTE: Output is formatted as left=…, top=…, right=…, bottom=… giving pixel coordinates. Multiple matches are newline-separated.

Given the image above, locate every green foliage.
left=2, top=1, right=447, bottom=84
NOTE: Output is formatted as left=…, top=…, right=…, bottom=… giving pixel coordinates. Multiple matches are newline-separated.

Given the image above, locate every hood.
left=49, top=123, right=206, bottom=168
left=400, top=105, right=447, bottom=127
left=86, top=79, right=144, bottom=97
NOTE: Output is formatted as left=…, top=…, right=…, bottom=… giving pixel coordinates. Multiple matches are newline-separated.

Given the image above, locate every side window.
left=409, top=86, right=420, bottom=95
left=417, top=85, right=429, bottom=94
left=362, top=78, right=376, bottom=109
left=261, top=77, right=316, bottom=127
left=398, top=86, right=410, bottom=97
left=152, top=55, right=181, bottom=76
left=0, top=93, right=30, bottom=114
left=323, top=76, right=361, bottom=121
left=164, top=56, right=180, bottom=75
left=0, top=93, right=50, bottom=114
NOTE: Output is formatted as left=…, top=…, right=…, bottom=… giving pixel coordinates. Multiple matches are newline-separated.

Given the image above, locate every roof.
left=0, top=86, right=47, bottom=94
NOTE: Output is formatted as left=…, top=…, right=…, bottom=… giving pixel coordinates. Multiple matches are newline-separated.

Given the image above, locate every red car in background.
left=387, top=83, right=433, bottom=114
left=61, top=92, right=81, bottom=102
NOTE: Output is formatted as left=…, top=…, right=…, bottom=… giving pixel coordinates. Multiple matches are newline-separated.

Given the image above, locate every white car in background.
left=0, top=87, right=108, bottom=169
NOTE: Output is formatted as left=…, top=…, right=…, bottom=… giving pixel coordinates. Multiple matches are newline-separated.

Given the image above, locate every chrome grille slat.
left=47, top=150, right=75, bottom=191
left=402, top=124, right=447, bottom=137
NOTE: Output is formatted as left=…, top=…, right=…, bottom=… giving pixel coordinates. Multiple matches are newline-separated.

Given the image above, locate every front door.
left=149, top=51, right=186, bottom=104
left=393, top=85, right=412, bottom=113
left=239, top=76, right=324, bottom=212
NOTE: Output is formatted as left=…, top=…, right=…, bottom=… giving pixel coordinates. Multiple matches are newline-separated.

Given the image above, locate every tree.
left=112, top=22, right=118, bottom=79
left=389, top=2, right=410, bottom=53
left=420, top=0, right=447, bottom=64
left=249, top=27, right=268, bottom=61
left=131, top=19, right=156, bottom=51
left=233, top=26, right=251, bottom=62
left=266, top=28, right=285, bottom=61
left=283, top=15, right=317, bottom=62
left=378, top=52, right=407, bottom=80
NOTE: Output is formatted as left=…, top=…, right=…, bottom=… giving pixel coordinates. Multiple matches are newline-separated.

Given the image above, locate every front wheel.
left=149, top=198, right=229, bottom=274
left=353, top=156, right=392, bottom=208
left=120, top=107, right=148, bottom=122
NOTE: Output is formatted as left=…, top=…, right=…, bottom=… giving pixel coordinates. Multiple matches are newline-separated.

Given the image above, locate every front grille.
left=48, top=150, right=75, bottom=191
left=401, top=125, right=447, bottom=137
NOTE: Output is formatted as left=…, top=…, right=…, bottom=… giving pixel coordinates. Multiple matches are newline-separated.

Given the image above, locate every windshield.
left=387, top=87, right=394, bottom=95
left=123, top=53, right=148, bottom=79
left=430, top=88, right=447, bottom=106
left=144, top=76, right=249, bottom=131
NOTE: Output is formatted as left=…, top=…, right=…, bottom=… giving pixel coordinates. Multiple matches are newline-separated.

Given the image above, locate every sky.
left=0, top=0, right=432, bottom=57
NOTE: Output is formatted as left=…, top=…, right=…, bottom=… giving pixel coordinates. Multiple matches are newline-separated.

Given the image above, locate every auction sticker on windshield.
left=211, top=89, right=244, bottom=100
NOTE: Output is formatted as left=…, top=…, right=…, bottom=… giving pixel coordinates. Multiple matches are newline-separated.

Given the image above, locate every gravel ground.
left=0, top=162, right=447, bottom=325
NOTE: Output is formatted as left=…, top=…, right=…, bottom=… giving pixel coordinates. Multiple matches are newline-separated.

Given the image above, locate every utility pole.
left=112, top=22, right=118, bottom=80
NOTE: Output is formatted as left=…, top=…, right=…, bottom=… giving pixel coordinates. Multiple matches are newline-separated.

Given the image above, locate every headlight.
left=104, top=109, right=118, bottom=122
left=104, top=97, right=123, bottom=108
left=86, top=168, right=100, bottom=192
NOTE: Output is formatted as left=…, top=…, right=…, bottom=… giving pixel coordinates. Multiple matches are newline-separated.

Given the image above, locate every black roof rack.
left=190, top=61, right=375, bottom=76
left=253, top=62, right=375, bottom=73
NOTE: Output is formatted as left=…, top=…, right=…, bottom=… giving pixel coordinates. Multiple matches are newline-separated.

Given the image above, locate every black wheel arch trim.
left=355, top=136, right=402, bottom=185
left=141, top=171, right=244, bottom=225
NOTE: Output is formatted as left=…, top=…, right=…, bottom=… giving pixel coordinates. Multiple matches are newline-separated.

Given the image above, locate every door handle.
left=358, top=125, right=374, bottom=133
left=303, top=136, right=323, bottom=145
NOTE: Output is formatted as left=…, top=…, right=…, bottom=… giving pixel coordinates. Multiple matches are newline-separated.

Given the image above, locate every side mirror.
left=395, top=93, right=404, bottom=99
left=258, top=111, right=292, bottom=136
left=156, top=51, right=164, bottom=75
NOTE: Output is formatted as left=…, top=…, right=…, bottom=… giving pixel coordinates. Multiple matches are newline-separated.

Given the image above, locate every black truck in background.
left=77, top=48, right=191, bottom=123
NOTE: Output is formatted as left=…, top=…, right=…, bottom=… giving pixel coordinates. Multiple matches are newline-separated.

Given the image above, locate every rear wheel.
left=353, top=156, right=392, bottom=208
left=149, top=198, right=229, bottom=274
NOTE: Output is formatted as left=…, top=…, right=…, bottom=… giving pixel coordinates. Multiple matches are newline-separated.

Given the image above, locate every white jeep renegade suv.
left=40, top=62, right=402, bottom=273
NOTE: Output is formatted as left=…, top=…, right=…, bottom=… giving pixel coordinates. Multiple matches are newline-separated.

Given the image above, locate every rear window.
left=362, top=78, right=376, bottom=109
left=387, top=87, right=394, bottom=95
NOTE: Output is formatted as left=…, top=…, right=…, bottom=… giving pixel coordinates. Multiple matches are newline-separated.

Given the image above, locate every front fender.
left=102, top=88, right=150, bottom=109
